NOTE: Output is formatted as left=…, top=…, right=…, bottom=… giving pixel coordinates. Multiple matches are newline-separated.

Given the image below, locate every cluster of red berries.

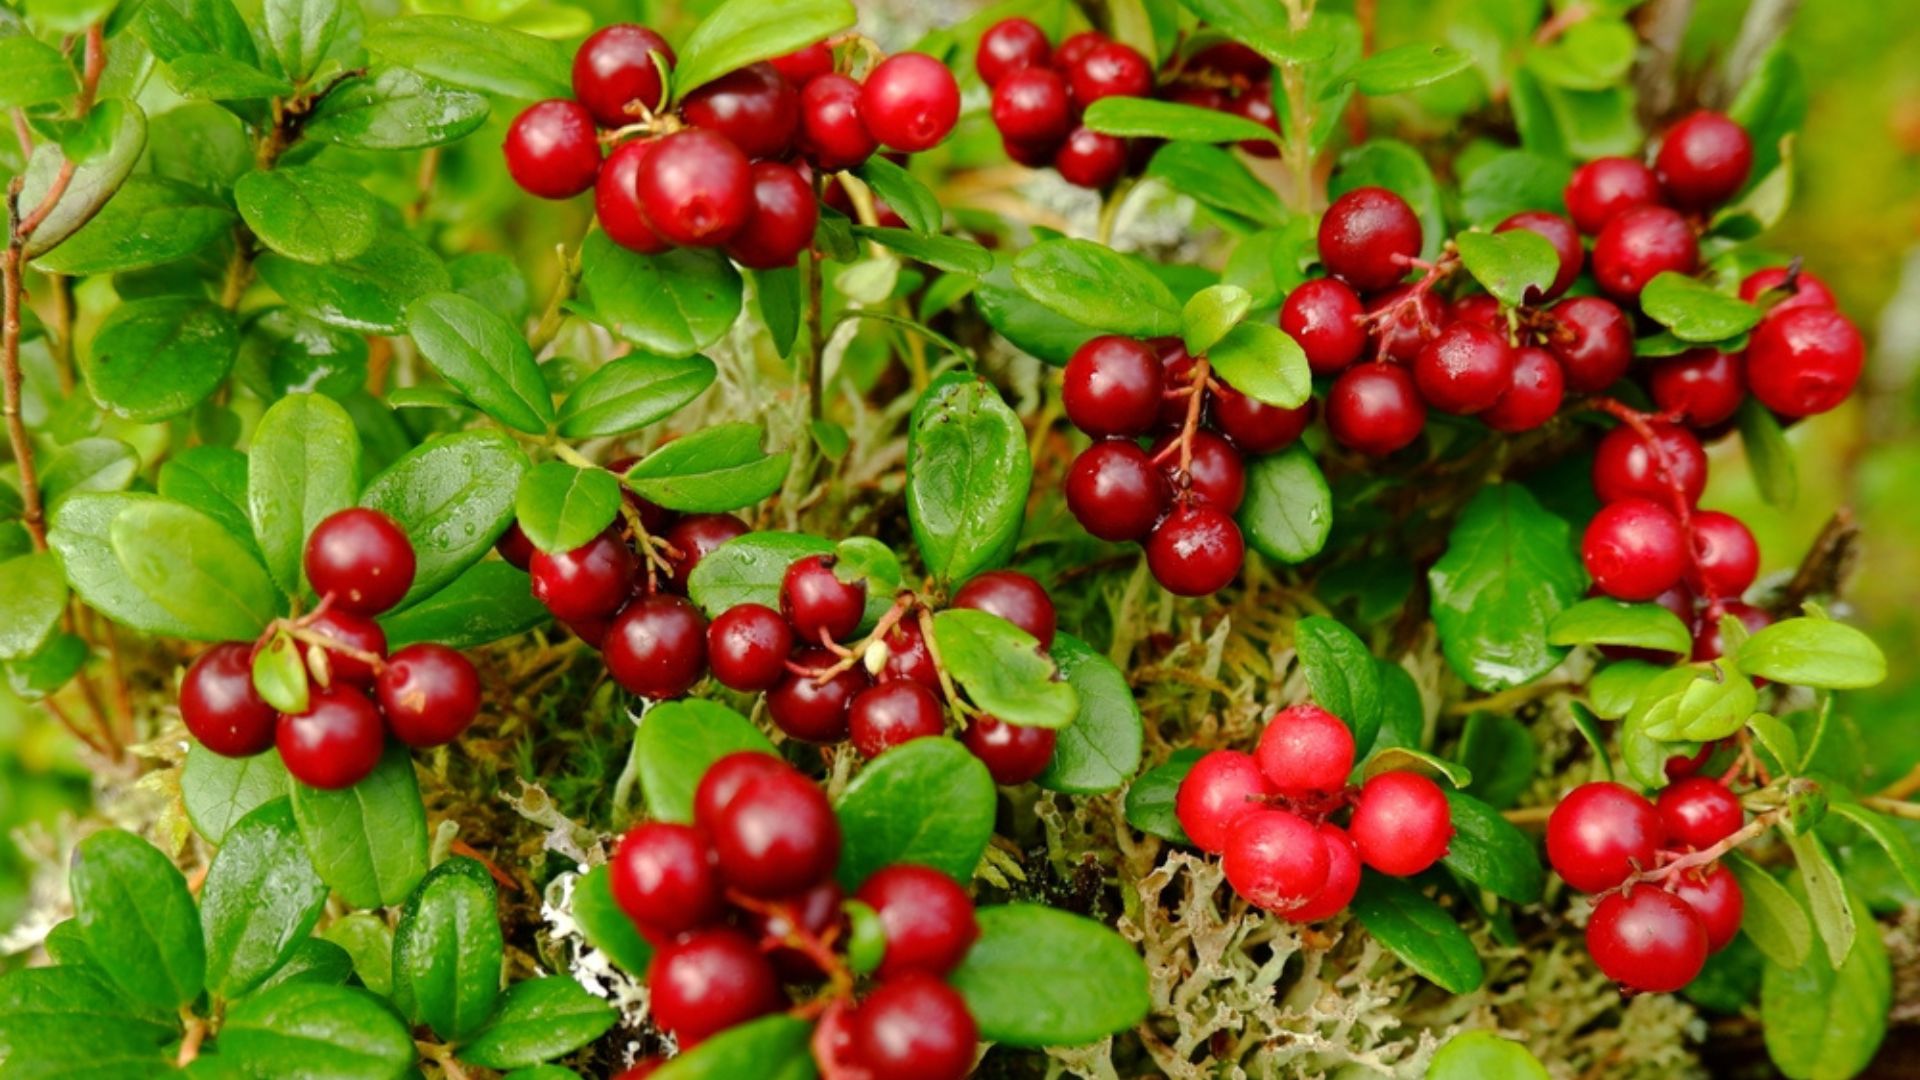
left=609, top=753, right=981, bottom=1079
left=975, top=21, right=1277, bottom=187
left=504, top=25, right=959, bottom=267
left=707, top=560, right=1062, bottom=785
left=1173, top=704, right=1454, bottom=919
left=1061, top=334, right=1306, bottom=596
left=179, top=509, right=481, bottom=789
left=1546, top=777, right=1747, bottom=993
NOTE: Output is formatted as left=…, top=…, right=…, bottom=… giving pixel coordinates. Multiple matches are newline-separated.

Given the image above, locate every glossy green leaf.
left=557, top=354, right=716, bottom=438
left=379, top=561, right=548, bottom=649
left=686, top=531, right=832, bottom=616
left=932, top=609, right=1078, bottom=730
left=364, top=15, right=569, bottom=99
left=836, top=737, right=996, bottom=888
left=950, top=904, right=1151, bottom=1046
left=1737, top=397, right=1798, bottom=508
left=905, top=374, right=1030, bottom=586
left=1547, top=597, right=1692, bottom=653
left=1787, top=831, right=1856, bottom=969
left=1428, top=1031, right=1550, bottom=1080
left=257, top=231, right=451, bottom=334
left=1011, top=239, right=1182, bottom=337
left=202, top=799, right=330, bottom=998
left=110, top=499, right=280, bottom=640
left=1083, top=95, right=1280, bottom=146
left=41, top=437, right=138, bottom=510
left=1736, top=617, right=1886, bottom=689
left=1830, top=802, right=1920, bottom=898
left=1123, top=748, right=1204, bottom=844
left=236, top=168, right=379, bottom=265
left=853, top=225, right=993, bottom=274
left=320, top=913, right=394, bottom=998
left=0, top=966, right=176, bottom=1062
left=392, top=857, right=503, bottom=1043
left=1350, top=42, right=1471, bottom=94
left=1455, top=229, right=1559, bottom=307
left=254, top=937, right=355, bottom=995
left=1760, top=886, right=1888, bottom=1079
left=1728, top=853, right=1813, bottom=970
left=653, top=1014, right=815, bottom=1080
left=635, top=699, right=777, bottom=824
left=1441, top=790, right=1544, bottom=904
left=1039, top=633, right=1143, bottom=795
left=1455, top=712, right=1534, bottom=810
left=182, top=743, right=291, bottom=845
left=1294, top=615, right=1382, bottom=757
left=219, top=982, right=416, bottom=1079
left=164, top=52, right=297, bottom=101
left=1237, top=445, right=1332, bottom=563
left=0, top=36, right=78, bottom=109
left=580, top=235, right=744, bottom=358
left=407, top=291, right=554, bottom=434
left=512, top=464, right=619, bottom=558
left=670, top=0, right=856, bottom=97
left=248, top=392, right=361, bottom=596
left=457, top=976, right=617, bottom=1070
left=572, top=864, right=653, bottom=975
left=1350, top=875, right=1483, bottom=992
left=18, top=100, right=147, bottom=259
left=973, top=254, right=1099, bottom=365
left=1207, top=322, right=1311, bottom=411
left=622, top=423, right=790, bottom=513
left=1641, top=273, right=1762, bottom=343
left=1429, top=484, right=1584, bottom=692
left=262, top=0, right=344, bottom=81
left=857, top=157, right=942, bottom=236
left=0, top=553, right=67, bottom=660
left=34, top=176, right=232, bottom=276
left=1524, top=18, right=1635, bottom=91
left=291, top=744, right=430, bottom=909
left=53, top=495, right=207, bottom=638
left=1147, top=141, right=1289, bottom=228
left=70, top=830, right=206, bottom=1011
left=303, top=67, right=490, bottom=150
left=360, top=430, right=530, bottom=607
left=156, top=449, right=250, bottom=553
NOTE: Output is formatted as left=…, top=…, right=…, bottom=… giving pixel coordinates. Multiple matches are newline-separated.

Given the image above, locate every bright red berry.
left=1146, top=504, right=1244, bottom=596
left=781, top=554, right=866, bottom=644
left=277, top=685, right=385, bottom=790
left=1564, top=156, right=1663, bottom=235
left=1365, top=285, right=1445, bottom=364
left=572, top=24, right=674, bottom=128
left=597, top=141, right=672, bottom=255
left=1481, top=346, right=1566, bottom=433
left=610, top=822, right=723, bottom=937
left=1212, top=383, right=1313, bottom=453
left=1286, top=824, right=1363, bottom=923
left=1065, top=441, right=1170, bottom=542
left=709, top=763, right=841, bottom=898
left=725, top=160, right=819, bottom=271
left=1414, top=321, right=1515, bottom=415
left=1001, top=133, right=1062, bottom=167
left=799, top=73, right=878, bottom=170
left=767, top=647, right=868, bottom=743
left=952, top=570, right=1055, bottom=648
left=375, top=643, right=481, bottom=748
left=635, top=130, right=754, bottom=247
left=963, top=717, right=1056, bottom=785
left=1656, top=777, right=1744, bottom=850
left=1545, top=781, right=1665, bottom=893
left=707, top=603, right=794, bottom=692
left=1067, top=41, right=1152, bottom=106
left=1495, top=210, right=1583, bottom=301
left=1592, top=205, right=1698, bottom=301
left=1451, top=293, right=1503, bottom=329
left=769, top=42, right=834, bottom=86
left=848, top=681, right=946, bottom=759
left=1583, top=498, right=1689, bottom=602
left=1655, top=111, right=1753, bottom=210
left=1649, top=349, right=1746, bottom=429
left=530, top=530, right=636, bottom=622
left=647, top=929, right=784, bottom=1046
left=663, top=513, right=750, bottom=594
left=977, top=18, right=1050, bottom=86
left=855, top=865, right=978, bottom=980
left=860, top=53, right=960, bottom=153
left=1063, top=335, right=1164, bottom=438
left=692, top=752, right=788, bottom=835
left=850, top=974, right=978, bottom=1080
left=1546, top=296, right=1634, bottom=392
left=1175, top=750, right=1275, bottom=854
left=1739, top=266, right=1836, bottom=313
left=1255, top=704, right=1355, bottom=796
left=991, top=67, right=1072, bottom=145
left=1686, top=511, right=1759, bottom=599
left=1586, top=885, right=1708, bottom=993
left=1053, top=31, right=1106, bottom=74
left=604, top=595, right=708, bottom=700
left=681, top=62, right=800, bottom=160
left=878, top=618, right=940, bottom=690
left=1591, top=421, right=1708, bottom=506
left=1326, top=364, right=1427, bottom=456
left=1671, top=863, right=1744, bottom=953
left=1222, top=809, right=1329, bottom=914
left=180, top=642, right=277, bottom=757
left=1744, top=306, right=1864, bottom=418
left=1317, top=187, right=1422, bottom=292
left=1150, top=431, right=1246, bottom=513
left=1053, top=126, right=1129, bottom=188
left=304, top=608, right=386, bottom=687
left=304, top=508, right=415, bottom=616
left=1348, top=771, right=1453, bottom=877
left=1281, top=278, right=1368, bottom=374
left=504, top=100, right=602, bottom=200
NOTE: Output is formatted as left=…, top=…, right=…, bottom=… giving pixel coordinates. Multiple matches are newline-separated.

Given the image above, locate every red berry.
left=781, top=554, right=866, bottom=644
left=1318, top=187, right=1422, bottom=292
left=745, top=879, right=844, bottom=982
left=1495, top=211, right=1583, bottom=301
left=855, top=865, right=978, bottom=980
left=1586, top=885, right=1708, bottom=993
left=1738, top=267, right=1836, bottom=313
left=1212, top=383, right=1312, bottom=453
left=375, top=643, right=481, bottom=748
left=1655, top=111, right=1753, bottom=210
left=1592, top=205, right=1698, bottom=301
left=707, top=603, right=794, bottom=692
left=1151, top=431, right=1246, bottom=513
left=1481, top=346, right=1566, bottom=433
left=1591, top=421, right=1708, bottom=506
left=963, top=717, right=1056, bottom=785
left=504, top=100, right=602, bottom=200
left=1665, top=739, right=1719, bottom=782
left=1650, top=349, right=1746, bottom=429
left=767, top=647, right=868, bottom=743
left=180, top=643, right=277, bottom=757
left=1164, top=84, right=1228, bottom=111
left=1564, top=156, right=1663, bottom=235
left=1451, top=293, right=1504, bottom=329
left=692, top=752, right=788, bottom=834
left=1745, top=307, right=1864, bottom=418
left=572, top=24, right=674, bottom=128
left=952, top=570, right=1056, bottom=648
left=1545, top=781, right=1665, bottom=893
left=1546, top=296, right=1634, bottom=393
left=1153, top=340, right=1203, bottom=430
left=1001, top=134, right=1062, bottom=167
left=860, top=53, right=960, bottom=153
left=1255, top=704, right=1355, bottom=795
left=849, top=681, right=946, bottom=759
left=991, top=67, right=1072, bottom=145
left=1656, top=777, right=1744, bottom=850
left=496, top=522, right=536, bottom=571
left=1671, top=863, right=1745, bottom=953
left=1281, top=278, right=1367, bottom=374
left=769, top=43, right=834, bottom=87
left=597, top=141, right=671, bottom=255
left=976, top=17, right=1050, bottom=86
left=1229, top=82, right=1280, bottom=157
left=850, top=974, right=978, bottom=1080
left=277, top=685, right=385, bottom=790
left=1348, top=771, right=1453, bottom=877
left=610, top=822, right=722, bottom=936
left=1285, top=824, right=1363, bottom=923
left=635, top=130, right=754, bottom=247
left=1692, top=600, right=1771, bottom=662
left=531, top=531, right=637, bottom=622
left=1188, top=42, right=1270, bottom=82
left=1067, top=41, right=1152, bottom=106
left=681, top=62, right=799, bottom=160
left=663, top=513, right=750, bottom=594
left=1686, top=511, right=1759, bottom=599
left=604, top=595, right=708, bottom=700
left=1413, top=321, right=1515, bottom=415
left=1145, top=504, right=1244, bottom=596
left=878, top=618, right=940, bottom=690
left=1053, top=126, right=1129, bottom=188
left=1065, top=441, right=1170, bottom=542
left=1364, top=285, right=1446, bottom=364
left=724, top=160, right=820, bottom=268
left=1053, top=31, right=1106, bottom=74
left=305, top=608, right=386, bottom=687
left=799, top=73, right=878, bottom=170
left=1326, top=363, right=1426, bottom=456
left=1063, top=335, right=1164, bottom=438
left=304, top=509, right=415, bottom=616
left=647, top=929, right=784, bottom=1046
left=709, top=764, right=841, bottom=898
left=1222, top=809, right=1328, bottom=914
left=1583, top=498, right=1688, bottom=602
left=1175, top=750, right=1275, bottom=854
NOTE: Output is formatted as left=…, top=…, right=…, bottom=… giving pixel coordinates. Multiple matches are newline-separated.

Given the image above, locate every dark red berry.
left=1326, top=364, right=1426, bottom=456
left=1692, top=600, right=1772, bottom=662
left=504, top=100, right=602, bottom=199
left=305, top=608, right=386, bottom=687
left=1591, top=421, right=1708, bottom=506
left=530, top=531, right=637, bottom=622
left=1413, top=321, right=1515, bottom=415
left=1664, top=739, right=1720, bottom=782
left=1739, top=267, right=1836, bottom=313
left=1481, top=346, right=1566, bottom=433
left=1067, top=41, right=1151, bottom=106
left=1649, top=349, right=1745, bottom=428
left=861, top=53, right=960, bottom=153
left=572, top=24, right=674, bottom=128
left=1285, top=824, right=1362, bottom=922
left=1153, top=339, right=1203, bottom=430
left=375, top=643, right=481, bottom=748
left=277, top=685, right=385, bottom=790
left=1451, top=294, right=1503, bottom=329
left=1745, top=306, right=1864, bottom=418
left=1053, top=31, right=1106, bottom=73
left=1546, top=781, right=1665, bottom=893
left=991, top=67, right=1072, bottom=145
left=1671, top=863, right=1744, bottom=953
left=1188, top=42, right=1270, bottom=82
left=1348, top=771, right=1452, bottom=877
left=1001, top=134, right=1062, bottom=167
left=692, top=752, right=788, bottom=835
left=767, top=647, right=868, bottom=743
left=1546, top=296, right=1634, bottom=392
left=1583, top=498, right=1688, bottom=601
left=977, top=18, right=1050, bottom=86
left=610, top=822, right=722, bottom=937
left=1592, top=204, right=1698, bottom=301
left=304, top=508, right=415, bottom=616
left=1586, top=885, right=1708, bottom=993
left=597, top=140, right=671, bottom=254
left=848, top=680, right=946, bottom=759
left=1063, top=335, right=1164, bottom=438
left=496, top=522, right=536, bottom=571
left=1145, top=504, right=1244, bottom=596
left=1655, top=111, right=1753, bottom=210
left=604, top=595, right=708, bottom=700
left=180, top=643, right=277, bottom=757
left=681, top=62, right=799, bottom=160
left=1281, top=278, right=1367, bottom=374
left=1164, top=83, right=1228, bottom=111
left=647, top=929, right=783, bottom=1047
left=707, top=604, right=794, bottom=692
left=1495, top=210, right=1583, bottom=301
left=724, top=159, right=819, bottom=270
left=746, top=879, right=844, bottom=982
left=951, top=570, right=1055, bottom=648
left=1175, top=750, right=1275, bottom=854
left=1222, top=809, right=1328, bottom=914
left=1317, top=187, right=1421, bottom=292
left=1151, top=431, right=1246, bottom=513
left=1255, top=704, right=1355, bottom=796
left=878, top=618, right=940, bottom=690
left=963, top=716, right=1056, bottom=785
left=1686, top=511, right=1759, bottom=599
left=663, top=513, right=750, bottom=594
left=799, top=73, right=878, bottom=170
left=1229, top=82, right=1280, bottom=157
left=1564, top=156, right=1663, bottom=235
left=1065, top=441, right=1170, bottom=542
left=855, top=865, right=978, bottom=980
left=781, top=554, right=866, bottom=644
left=1364, top=285, right=1446, bottom=363
left=1212, top=383, right=1312, bottom=453
left=850, top=974, right=977, bottom=1080
left=636, top=130, right=754, bottom=247
left=1053, top=126, right=1128, bottom=188
left=1657, top=776, right=1744, bottom=850
left=769, top=42, right=834, bottom=86
left=709, top=763, right=841, bottom=897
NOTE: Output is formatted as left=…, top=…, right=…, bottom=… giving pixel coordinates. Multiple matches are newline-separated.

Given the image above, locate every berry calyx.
left=963, top=717, right=1056, bottom=785
left=304, top=508, right=415, bottom=616
left=375, top=643, right=481, bottom=748
left=781, top=554, right=867, bottom=644
left=277, top=685, right=385, bottom=790
left=860, top=53, right=961, bottom=153
left=1317, top=187, right=1422, bottom=292
left=951, top=570, right=1056, bottom=648
left=1222, top=809, right=1329, bottom=914
left=855, top=864, right=979, bottom=980
left=1255, top=704, right=1355, bottom=796
left=635, top=129, right=754, bottom=247
left=1585, top=884, right=1709, bottom=993
left=1545, top=781, right=1665, bottom=893
left=1062, top=335, right=1164, bottom=438
left=1656, top=776, right=1744, bottom=849
left=1145, top=503, right=1244, bottom=597
left=304, top=608, right=387, bottom=687
left=610, top=822, right=723, bottom=937
left=1348, top=771, right=1453, bottom=876
left=504, top=100, right=602, bottom=200
left=848, top=680, right=947, bottom=759
left=1583, top=499, right=1689, bottom=602
left=647, top=928, right=784, bottom=1047
left=1175, top=750, right=1276, bottom=854
left=708, top=762, right=842, bottom=898
left=603, top=594, right=709, bottom=700
left=877, top=618, right=940, bottom=690
left=572, top=24, right=674, bottom=128
left=707, top=603, right=794, bottom=692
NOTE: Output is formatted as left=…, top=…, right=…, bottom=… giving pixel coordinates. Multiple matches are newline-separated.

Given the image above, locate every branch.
left=1720, top=0, right=1802, bottom=107
left=1632, top=0, right=1696, bottom=123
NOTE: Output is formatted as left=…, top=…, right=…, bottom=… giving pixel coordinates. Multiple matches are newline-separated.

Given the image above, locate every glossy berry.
left=1365, top=285, right=1446, bottom=363
left=1586, top=885, right=1708, bottom=993
left=531, top=531, right=637, bottom=622
left=861, top=53, right=960, bottom=153
left=1657, top=777, right=1744, bottom=850
left=1146, top=504, right=1244, bottom=596
left=304, top=608, right=386, bottom=687
left=747, top=879, right=844, bottom=982
left=707, top=604, right=794, bottom=692
left=1326, top=364, right=1426, bottom=456
left=1068, top=41, right=1152, bottom=105
left=856, top=865, right=978, bottom=979
left=1692, top=600, right=1772, bottom=663
left=991, top=67, right=1072, bottom=145
left=1222, top=809, right=1329, bottom=914
left=1175, top=750, right=1275, bottom=854
left=610, top=822, right=722, bottom=936
left=1496, top=211, right=1583, bottom=301
left=1686, top=511, right=1760, bottom=598
left=1583, top=498, right=1689, bottom=602
left=663, top=513, right=750, bottom=594
left=1212, top=384, right=1312, bottom=453
left=1655, top=111, right=1753, bottom=210
left=952, top=570, right=1056, bottom=648
left=597, top=141, right=671, bottom=254
left=1564, top=156, right=1664, bottom=235
left=1317, top=187, right=1421, bottom=292
left=1739, top=266, right=1836, bottom=313
left=1450, top=293, right=1504, bottom=329
left=769, top=42, right=834, bottom=86
left=849, top=680, right=946, bottom=759
left=767, top=647, right=868, bottom=743
left=604, top=595, right=708, bottom=700
left=572, top=24, right=674, bottom=128
left=724, top=160, right=819, bottom=271
left=1650, top=349, right=1745, bottom=428
left=635, top=130, right=753, bottom=247
left=1053, top=126, right=1128, bottom=188
left=1592, top=205, right=1698, bottom=300
left=851, top=974, right=978, bottom=1080
left=1545, top=781, right=1665, bottom=893
left=375, top=643, right=481, bottom=748
left=1286, top=824, right=1363, bottom=923
left=976, top=17, right=1050, bottom=86
left=1255, top=704, right=1355, bottom=795
left=1665, top=739, right=1720, bottom=782
left=1481, top=346, right=1566, bottom=433
left=709, top=763, right=842, bottom=897
left=1745, top=307, right=1864, bottom=418
left=496, top=522, right=536, bottom=571
left=504, top=100, right=602, bottom=200
left=878, top=618, right=940, bottom=690
left=781, top=554, right=866, bottom=644
left=1280, top=278, right=1367, bottom=374
left=1001, top=133, right=1060, bottom=167
left=1152, top=431, right=1246, bottom=513
left=647, top=929, right=784, bottom=1047
left=964, top=717, right=1056, bottom=785
left=799, top=74, right=878, bottom=170
left=1672, top=863, right=1745, bottom=952
left=1063, top=335, right=1164, bottom=438
left=1053, top=31, right=1106, bottom=73
left=1065, top=441, right=1170, bottom=542
left=681, top=62, right=799, bottom=160
left=1547, top=296, right=1635, bottom=392
left=277, top=685, right=385, bottom=790
left=305, top=509, right=415, bottom=616
left=1348, top=771, right=1452, bottom=876
left=1591, top=421, right=1708, bottom=506
left=1230, top=82, right=1280, bottom=157
left=180, top=643, right=277, bottom=757
left=692, top=752, right=788, bottom=835
left=1414, top=321, right=1515, bottom=415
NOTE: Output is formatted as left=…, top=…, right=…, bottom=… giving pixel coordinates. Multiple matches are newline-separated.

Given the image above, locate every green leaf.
left=905, top=374, right=1030, bottom=586
left=379, top=562, right=549, bottom=649
left=320, top=913, right=394, bottom=998
left=1012, top=239, right=1182, bottom=337
left=164, top=52, right=298, bottom=101
left=0, top=36, right=78, bottom=109
left=932, top=609, right=1079, bottom=730
left=557, top=354, right=716, bottom=439
left=51, top=495, right=202, bottom=638
left=580, top=235, right=745, bottom=358
left=670, top=0, right=857, bottom=97
left=1760, top=887, right=1889, bottom=1079
left=110, top=499, right=280, bottom=640
left=1456, top=712, right=1534, bottom=810
left=18, top=100, right=147, bottom=259
left=291, top=744, right=430, bottom=909
left=1181, top=284, right=1253, bottom=358
left=392, top=857, right=503, bottom=1043
left=1237, top=445, right=1332, bottom=564
left=1349, top=875, right=1484, bottom=992
left=252, top=630, right=310, bottom=714
left=33, top=175, right=233, bottom=276
left=1524, top=17, right=1635, bottom=91
left=1360, top=746, right=1471, bottom=787
left=258, top=230, right=451, bottom=335
left=1441, top=790, right=1544, bottom=904
left=254, top=937, right=355, bottom=994
left=1787, top=831, right=1856, bottom=969
left=1039, top=633, right=1143, bottom=795
left=249, top=392, right=361, bottom=596
left=1737, top=397, right=1798, bottom=508
left=0, top=966, right=176, bottom=1062
left=303, top=67, right=490, bottom=150
left=1123, top=749, right=1204, bottom=844
left=363, top=15, right=568, bottom=99
left=572, top=864, right=653, bottom=975
left=219, top=983, right=417, bottom=1079
left=687, top=531, right=832, bottom=615
left=81, top=297, right=237, bottom=423
left=1204, top=320, right=1311, bottom=409
left=1429, top=484, right=1584, bottom=692
left=1547, top=597, right=1692, bottom=653
left=974, top=253, right=1099, bottom=365
left=622, top=423, right=790, bottom=513
left=1459, top=150, right=1573, bottom=227
left=1727, top=853, right=1813, bottom=970
left=236, top=168, right=379, bottom=265
left=41, top=437, right=138, bottom=511
left=182, top=743, right=291, bottom=845
left=852, top=225, right=993, bottom=274
left=1350, top=42, right=1470, bottom=94
left=1294, top=615, right=1382, bottom=756
left=70, top=830, right=206, bottom=1011
left=1455, top=229, right=1559, bottom=307
left=0, top=553, right=67, bottom=660
left=1083, top=95, right=1280, bottom=146
left=1641, top=273, right=1762, bottom=343
left=836, top=736, right=996, bottom=888
left=407, top=291, right=554, bottom=435
left=1642, top=661, right=1758, bottom=743
left=1428, top=1031, right=1550, bottom=1080
left=512, top=463, right=620, bottom=556
left=360, top=430, right=530, bottom=608
left=5, top=632, right=87, bottom=700
left=262, top=0, right=344, bottom=81
left=1736, top=617, right=1886, bottom=689
left=636, top=699, right=778, bottom=824
left=1147, top=142, right=1289, bottom=229
left=202, top=799, right=330, bottom=999
left=652, top=1014, right=815, bottom=1080
left=1831, top=802, right=1920, bottom=897
left=950, top=904, right=1151, bottom=1046
left=857, top=157, right=941, bottom=236
left=457, top=976, right=617, bottom=1070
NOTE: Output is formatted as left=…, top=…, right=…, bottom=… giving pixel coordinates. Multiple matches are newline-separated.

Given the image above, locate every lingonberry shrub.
left=2, top=1, right=1904, bottom=1077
